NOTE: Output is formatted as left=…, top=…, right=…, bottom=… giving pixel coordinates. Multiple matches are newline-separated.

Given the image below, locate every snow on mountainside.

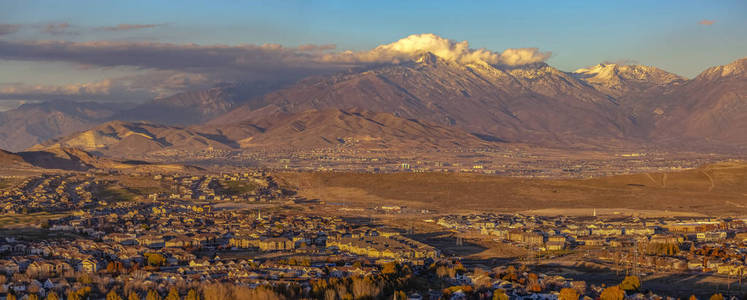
left=212, top=52, right=643, bottom=147
left=695, top=57, right=746, bottom=80
left=573, top=63, right=686, bottom=97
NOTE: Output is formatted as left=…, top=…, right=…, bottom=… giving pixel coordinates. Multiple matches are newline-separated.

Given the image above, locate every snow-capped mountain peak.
left=573, top=63, right=685, bottom=96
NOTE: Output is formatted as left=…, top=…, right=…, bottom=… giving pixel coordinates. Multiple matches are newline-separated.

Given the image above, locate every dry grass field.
left=276, top=161, right=747, bottom=216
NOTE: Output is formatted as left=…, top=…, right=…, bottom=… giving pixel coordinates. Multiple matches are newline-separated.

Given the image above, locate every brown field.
left=0, top=212, right=70, bottom=228
left=276, top=161, right=747, bottom=216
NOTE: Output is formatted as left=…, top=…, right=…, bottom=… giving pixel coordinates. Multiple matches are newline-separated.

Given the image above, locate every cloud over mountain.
left=0, top=33, right=551, bottom=102
left=0, top=33, right=548, bottom=73
left=322, top=33, right=551, bottom=66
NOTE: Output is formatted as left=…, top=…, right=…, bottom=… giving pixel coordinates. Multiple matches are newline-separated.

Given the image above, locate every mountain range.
left=0, top=54, right=745, bottom=159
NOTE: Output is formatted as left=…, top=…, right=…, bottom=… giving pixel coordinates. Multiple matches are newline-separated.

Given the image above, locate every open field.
left=536, top=255, right=746, bottom=299
left=276, top=161, right=747, bottom=216
left=0, top=212, right=70, bottom=228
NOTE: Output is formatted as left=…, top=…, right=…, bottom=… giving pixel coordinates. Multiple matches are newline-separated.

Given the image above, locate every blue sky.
left=0, top=0, right=744, bottom=106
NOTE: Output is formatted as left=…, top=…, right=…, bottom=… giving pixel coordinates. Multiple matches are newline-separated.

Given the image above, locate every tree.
left=689, top=295, right=697, bottom=300
left=619, top=275, right=640, bottom=292
left=559, top=288, right=579, bottom=300
left=46, top=291, right=60, bottom=300
left=67, top=291, right=81, bottom=300
left=492, top=289, right=509, bottom=300
left=709, top=293, right=724, bottom=300
left=526, top=273, right=542, bottom=292
left=600, top=286, right=625, bottom=300
left=185, top=289, right=200, bottom=300
left=78, top=273, right=93, bottom=285
left=146, top=289, right=161, bottom=300
left=323, top=289, right=337, bottom=300
left=147, top=253, right=166, bottom=266
left=128, top=292, right=141, bottom=300
left=165, top=287, right=180, bottom=300
left=27, top=294, right=40, bottom=300
left=6, top=292, right=16, bottom=300
left=107, top=290, right=124, bottom=300
left=382, top=262, right=398, bottom=275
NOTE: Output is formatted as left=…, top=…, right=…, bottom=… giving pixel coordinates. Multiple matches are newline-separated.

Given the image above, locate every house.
left=165, top=236, right=196, bottom=248
left=137, top=235, right=165, bottom=248
left=78, top=258, right=100, bottom=273
left=229, top=237, right=258, bottom=249
left=0, top=260, right=19, bottom=274
left=26, top=261, right=55, bottom=277
left=546, top=241, right=565, bottom=251
left=259, top=237, right=294, bottom=251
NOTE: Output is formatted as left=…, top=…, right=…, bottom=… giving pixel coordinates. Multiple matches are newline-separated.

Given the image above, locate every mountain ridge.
left=2, top=55, right=745, bottom=156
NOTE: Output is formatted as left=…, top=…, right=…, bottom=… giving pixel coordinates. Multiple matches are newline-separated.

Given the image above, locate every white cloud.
left=322, top=33, right=551, bottom=66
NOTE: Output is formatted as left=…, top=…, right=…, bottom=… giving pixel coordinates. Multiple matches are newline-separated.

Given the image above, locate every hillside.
left=212, top=53, right=645, bottom=148
left=0, top=100, right=129, bottom=152
left=0, top=149, right=34, bottom=169
left=0, top=146, right=200, bottom=173
left=114, top=81, right=291, bottom=125
left=650, top=58, right=747, bottom=149
left=220, top=108, right=492, bottom=151
left=32, top=121, right=239, bottom=158
left=34, top=109, right=495, bottom=159
left=276, top=161, right=747, bottom=216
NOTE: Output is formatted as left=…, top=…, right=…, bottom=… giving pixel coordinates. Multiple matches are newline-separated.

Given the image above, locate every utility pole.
left=633, top=239, right=639, bottom=279
left=739, top=268, right=743, bottom=292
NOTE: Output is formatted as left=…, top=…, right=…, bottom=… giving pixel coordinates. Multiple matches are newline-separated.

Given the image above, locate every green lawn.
left=93, top=185, right=139, bottom=202
left=219, top=180, right=258, bottom=196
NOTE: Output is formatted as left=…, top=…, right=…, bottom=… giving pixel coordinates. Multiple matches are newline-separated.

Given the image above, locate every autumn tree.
left=382, top=262, right=398, bottom=276
left=185, top=288, right=200, bottom=300
left=107, top=289, right=124, bottom=300
left=526, top=273, right=542, bottom=292
left=165, top=287, right=180, bottom=300
left=600, top=286, right=625, bottom=300
left=501, top=265, right=518, bottom=281
left=709, top=293, right=724, bottom=300
left=67, top=291, right=81, bottom=300
left=202, top=283, right=232, bottom=300
left=46, top=291, right=60, bottom=300
left=146, top=289, right=161, bottom=300
left=351, top=276, right=380, bottom=299
left=78, top=273, right=93, bottom=285
left=323, top=289, right=336, bottom=300
left=27, top=294, right=40, bottom=300
left=6, top=292, right=16, bottom=300
left=619, top=275, right=640, bottom=292
left=128, top=292, right=141, bottom=300
left=492, top=289, right=509, bottom=300
left=146, top=253, right=166, bottom=266
left=559, top=288, right=579, bottom=300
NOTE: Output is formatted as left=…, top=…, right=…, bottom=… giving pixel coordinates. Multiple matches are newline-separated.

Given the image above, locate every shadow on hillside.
left=407, top=231, right=488, bottom=258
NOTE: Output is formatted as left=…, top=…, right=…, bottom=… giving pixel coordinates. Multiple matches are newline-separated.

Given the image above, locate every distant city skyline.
left=0, top=0, right=745, bottom=106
